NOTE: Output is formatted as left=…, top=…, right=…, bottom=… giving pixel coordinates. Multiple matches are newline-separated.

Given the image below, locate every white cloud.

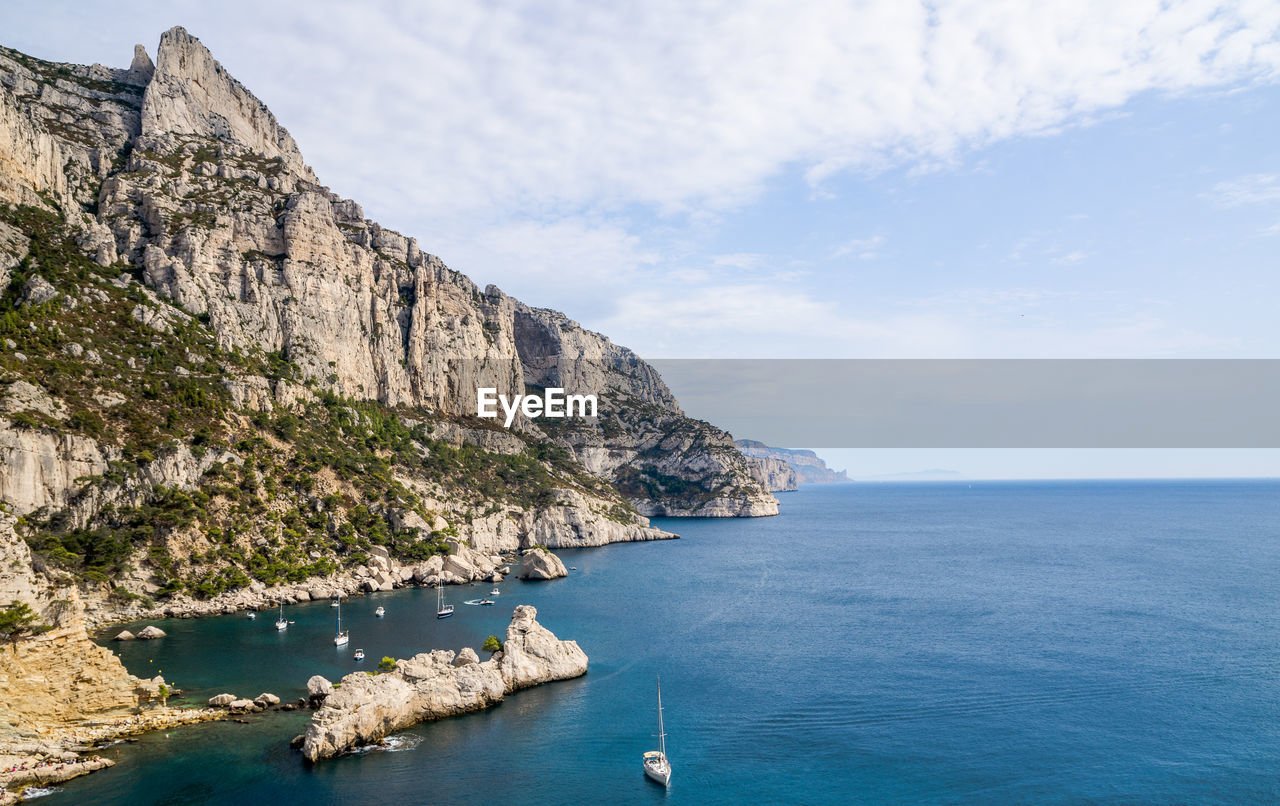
left=5, top=1, right=1276, bottom=361
left=36, top=0, right=1272, bottom=223
left=595, top=282, right=1239, bottom=359
left=1051, top=250, right=1090, bottom=265
left=830, top=236, right=886, bottom=260
left=1208, top=173, right=1280, bottom=206
left=427, top=216, right=658, bottom=318
left=711, top=253, right=769, bottom=271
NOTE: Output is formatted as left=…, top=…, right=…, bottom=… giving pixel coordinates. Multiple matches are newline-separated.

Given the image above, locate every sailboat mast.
left=336, top=599, right=341, bottom=634
left=656, top=676, right=666, bottom=756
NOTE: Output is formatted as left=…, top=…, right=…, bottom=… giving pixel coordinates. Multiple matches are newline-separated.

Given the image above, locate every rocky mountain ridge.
left=735, top=439, right=850, bottom=485
left=0, top=25, right=774, bottom=761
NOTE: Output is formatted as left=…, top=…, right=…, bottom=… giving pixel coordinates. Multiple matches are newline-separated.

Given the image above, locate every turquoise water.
left=59, top=481, right=1280, bottom=804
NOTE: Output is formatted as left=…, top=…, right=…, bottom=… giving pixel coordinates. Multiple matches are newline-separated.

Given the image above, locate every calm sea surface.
left=59, top=480, right=1280, bottom=804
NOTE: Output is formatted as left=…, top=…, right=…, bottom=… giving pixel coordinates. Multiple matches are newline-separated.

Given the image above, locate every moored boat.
left=334, top=599, right=349, bottom=646
left=436, top=584, right=454, bottom=619
left=643, top=677, right=672, bottom=787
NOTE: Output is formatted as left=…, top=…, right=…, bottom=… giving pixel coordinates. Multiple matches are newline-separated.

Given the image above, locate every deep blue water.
left=57, top=480, right=1280, bottom=804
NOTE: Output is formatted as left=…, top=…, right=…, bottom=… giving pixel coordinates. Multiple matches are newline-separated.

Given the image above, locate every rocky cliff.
left=0, top=26, right=775, bottom=618
left=0, top=26, right=776, bottom=756
left=0, top=28, right=772, bottom=515
left=301, top=605, right=586, bottom=760
left=745, top=455, right=799, bottom=492
left=735, top=439, right=850, bottom=485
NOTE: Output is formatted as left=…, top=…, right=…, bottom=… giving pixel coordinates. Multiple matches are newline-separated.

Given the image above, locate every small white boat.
left=353, top=648, right=365, bottom=661
left=331, top=594, right=341, bottom=608
left=274, top=603, right=287, bottom=631
left=436, top=585, right=454, bottom=619
left=247, top=612, right=256, bottom=620
left=334, top=599, right=349, bottom=646
left=643, top=676, right=672, bottom=787
left=489, top=588, right=500, bottom=596
left=478, top=598, right=496, bottom=606
left=375, top=606, right=385, bottom=617
left=569, top=566, right=577, bottom=570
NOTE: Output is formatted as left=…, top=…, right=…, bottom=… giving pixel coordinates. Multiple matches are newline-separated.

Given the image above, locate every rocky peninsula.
left=301, top=605, right=586, bottom=760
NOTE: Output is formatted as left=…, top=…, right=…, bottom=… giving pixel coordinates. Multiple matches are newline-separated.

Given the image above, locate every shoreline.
left=0, top=707, right=233, bottom=802
left=13, top=543, right=596, bottom=800
left=86, top=544, right=526, bottom=633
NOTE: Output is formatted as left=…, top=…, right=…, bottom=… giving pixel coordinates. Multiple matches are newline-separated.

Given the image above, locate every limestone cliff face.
left=746, top=455, right=799, bottom=492
left=0, top=27, right=772, bottom=518
left=512, top=303, right=777, bottom=516
left=139, top=27, right=313, bottom=182
left=736, top=439, right=849, bottom=485
left=0, top=24, right=774, bottom=647
left=301, top=605, right=586, bottom=760
left=0, top=514, right=144, bottom=748
left=0, top=612, right=141, bottom=734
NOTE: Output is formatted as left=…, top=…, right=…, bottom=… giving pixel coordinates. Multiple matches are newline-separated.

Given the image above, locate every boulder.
left=136, top=625, right=167, bottom=639
left=453, top=647, right=480, bottom=667
left=443, top=554, right=476, bottom=580
left=307, top=675, right=334, bottom=701
left=113, top=630, right=136, bottom=641
left=20, top=275, right=58, bottom=306
left=254, top=692, right=281, bottom=707
left=228, top=699, right=256, bottom=712
left=208, top=693, right=237, bottom=707
left=518, top=547, right=568, bottom=581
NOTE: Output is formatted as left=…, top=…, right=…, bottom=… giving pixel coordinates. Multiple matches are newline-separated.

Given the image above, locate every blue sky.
left=5, top=1, right=1280, bottom=477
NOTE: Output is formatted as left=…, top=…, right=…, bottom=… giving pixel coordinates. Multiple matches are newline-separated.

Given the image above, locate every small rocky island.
left=300, top=605, right=587, bottom=760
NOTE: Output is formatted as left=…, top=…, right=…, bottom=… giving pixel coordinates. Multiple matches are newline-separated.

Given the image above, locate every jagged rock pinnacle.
left=140, top=26, right=315, bottom=181
left=126, top=44, right=154, bottom=85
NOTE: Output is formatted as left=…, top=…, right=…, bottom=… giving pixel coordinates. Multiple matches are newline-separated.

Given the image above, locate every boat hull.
left=643, top=752, right=670, bottom=786
left=643, top=762, right=671, bottom=786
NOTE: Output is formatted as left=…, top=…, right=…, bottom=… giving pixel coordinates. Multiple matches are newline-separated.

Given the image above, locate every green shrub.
left=0, top=601, right=49, bottom=642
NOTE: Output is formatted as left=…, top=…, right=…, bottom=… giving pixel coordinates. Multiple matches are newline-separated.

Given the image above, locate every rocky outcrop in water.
left=301, top=605, right=586, bottom=760
left=518, top=546, right=568, bottom=580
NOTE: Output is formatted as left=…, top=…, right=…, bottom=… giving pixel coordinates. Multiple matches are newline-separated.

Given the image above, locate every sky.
left=4, top=1, right=1279, bottom=477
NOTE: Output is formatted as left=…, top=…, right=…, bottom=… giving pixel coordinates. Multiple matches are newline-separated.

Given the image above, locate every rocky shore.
left=87, top=543, right=600, bottom=630
left=300, top=605, right=587, bottom=760
left=0, top=707, right=231, bottom=801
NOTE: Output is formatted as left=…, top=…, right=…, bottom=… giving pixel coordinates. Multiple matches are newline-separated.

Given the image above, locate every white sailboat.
left=643, top=676, right=672, bottom=787
left=274, top=602, right=287, bottom=631
left=375, top=606, right=385, bottom=617
left=436, top=584, right=454, bottom=619
left=333, top=599, right=349, bottom=646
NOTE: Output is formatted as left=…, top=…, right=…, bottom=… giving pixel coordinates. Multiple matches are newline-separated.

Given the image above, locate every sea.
left=56, top=480, right=1280, bottom=804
